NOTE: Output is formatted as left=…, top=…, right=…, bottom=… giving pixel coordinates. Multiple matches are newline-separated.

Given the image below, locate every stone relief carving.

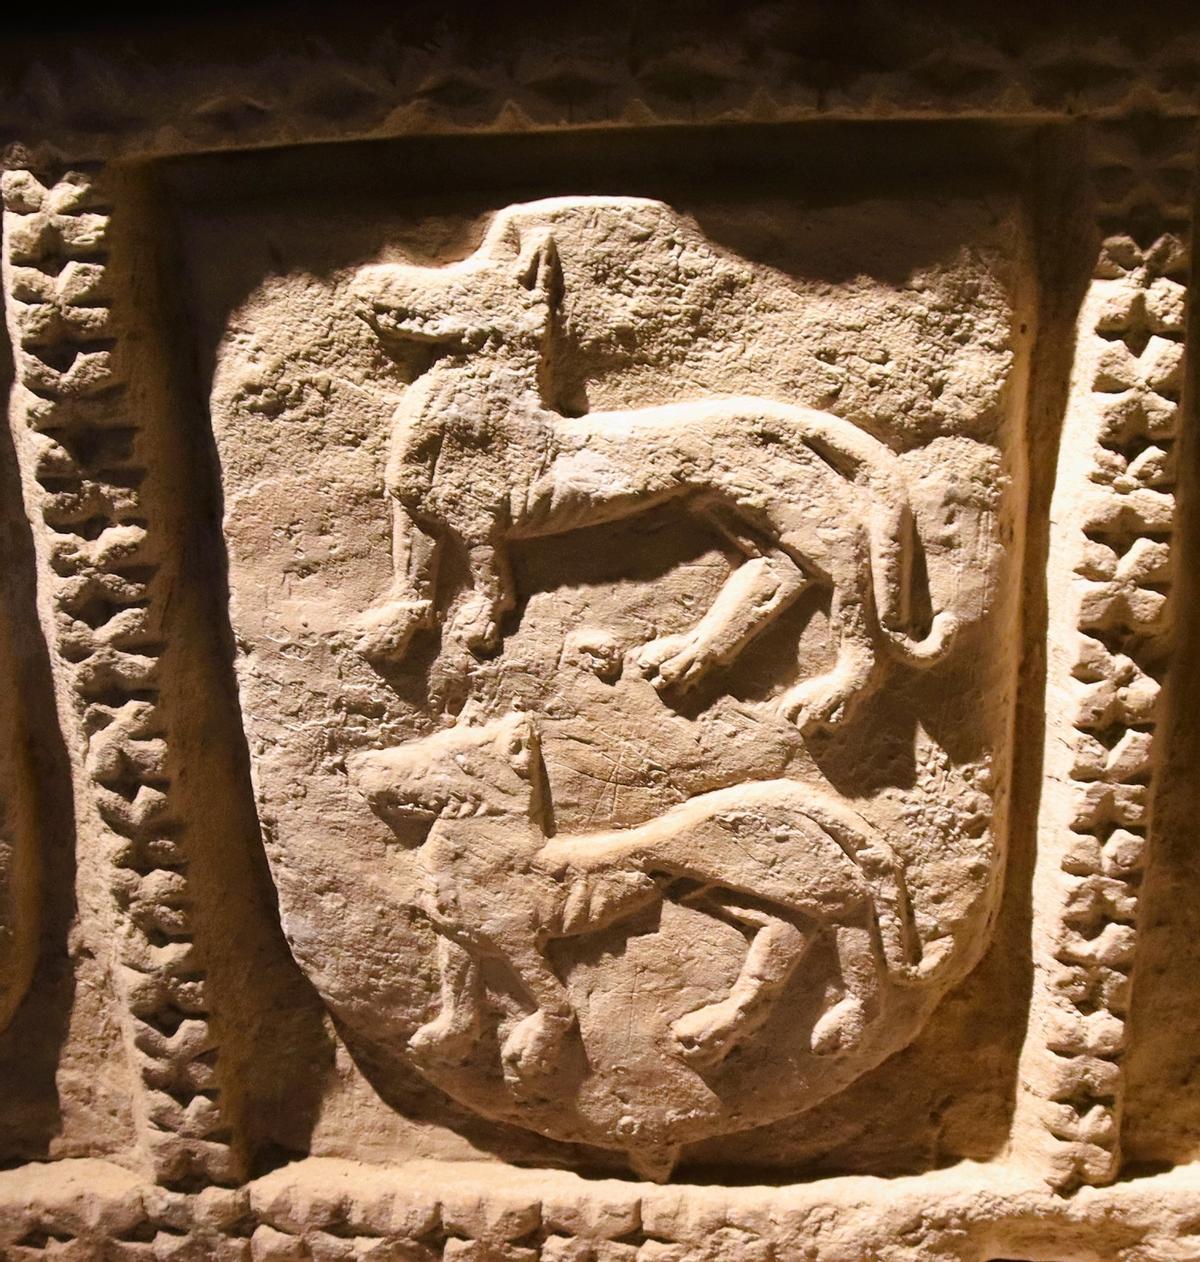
left=1, top=168, right=239, bottom=1184
left=211, top=194, right=1015, bottom=1178
left=3, top=10, right=1200, bottom=1259
left=1018, top=120, right=1192, bottom=1190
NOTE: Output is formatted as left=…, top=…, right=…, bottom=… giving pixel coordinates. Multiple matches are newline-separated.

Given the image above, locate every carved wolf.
left=348, top=712, right=943, bottom=1081
left=351, top=197, right=958, bottom=730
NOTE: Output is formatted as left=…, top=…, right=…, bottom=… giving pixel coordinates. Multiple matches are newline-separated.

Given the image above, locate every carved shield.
left=208, top=194, right=1020, bottom=1177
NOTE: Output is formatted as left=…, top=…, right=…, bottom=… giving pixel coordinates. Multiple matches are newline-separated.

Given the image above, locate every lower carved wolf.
left=349, top=712, right=941, bottom=1082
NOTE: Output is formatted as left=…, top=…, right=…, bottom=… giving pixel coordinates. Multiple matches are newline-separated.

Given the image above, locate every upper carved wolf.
left=352, top=198, right=957, bottom=730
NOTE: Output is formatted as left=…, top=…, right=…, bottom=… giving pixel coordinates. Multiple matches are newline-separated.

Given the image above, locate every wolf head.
left=353, top=223, right=563, bottom=357
left=352, top=196, right=674, bottom=361
left=347, top=711, right=546, bottom=843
